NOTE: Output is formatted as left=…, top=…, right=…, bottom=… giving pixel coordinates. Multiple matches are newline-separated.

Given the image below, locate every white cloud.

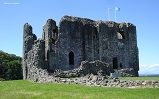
left=3, top=3, right=20, bottom=5
left=139, top=64, right=159, bottom=75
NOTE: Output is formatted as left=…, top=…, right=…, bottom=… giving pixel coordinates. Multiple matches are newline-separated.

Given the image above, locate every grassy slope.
left=0, top=80, right=159, bottom=99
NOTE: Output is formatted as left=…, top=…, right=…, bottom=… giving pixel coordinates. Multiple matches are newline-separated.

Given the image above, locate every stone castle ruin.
left=23, top=16, right=139, bottom=82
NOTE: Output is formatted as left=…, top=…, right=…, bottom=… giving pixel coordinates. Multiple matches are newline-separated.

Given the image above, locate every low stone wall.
left=26, top=58, right=159, bottom=88
left=28, top=68, right=159, bottom=88
left=38, top=75, right=159, bottom=88
left=53, top=60, right=110, bottom=78
left=27, top=67, right=159, bottom=88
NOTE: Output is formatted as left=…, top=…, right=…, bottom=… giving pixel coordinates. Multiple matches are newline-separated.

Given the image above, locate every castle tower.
left=97, top=22, right=139, bottom=76
left=22, top=16, right=139, bottom=78
left=23, top=23, right=37, bottom=79
left=43, top=19, right=58, bottom=61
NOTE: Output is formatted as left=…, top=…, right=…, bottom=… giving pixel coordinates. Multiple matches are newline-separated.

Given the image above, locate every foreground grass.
left=119, top=77, right=159, bottom=81
left=0, top=80, right=159, bottom=99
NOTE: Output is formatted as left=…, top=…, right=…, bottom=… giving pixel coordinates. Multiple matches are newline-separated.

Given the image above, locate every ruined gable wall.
left=23, top=23, right=37, bottom=79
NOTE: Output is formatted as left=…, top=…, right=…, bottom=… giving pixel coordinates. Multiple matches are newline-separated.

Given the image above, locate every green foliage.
left=5, top=60, right=22, bottom=80
left=0, top=80, right=159, bottom=99
left=0, top=50, right=22, bottom=80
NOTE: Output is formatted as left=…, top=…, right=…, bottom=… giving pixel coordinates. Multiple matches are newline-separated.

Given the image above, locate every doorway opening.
left=69, top=51, right=74, bottom=65
left=119, top=63, right=123, bottom=69
left=113, top=57, right=118, bottom=69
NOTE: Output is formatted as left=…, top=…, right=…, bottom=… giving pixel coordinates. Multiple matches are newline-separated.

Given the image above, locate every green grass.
left=119, top=77, right=159, bottom=81
left=0, top=80, right=159, bottom=99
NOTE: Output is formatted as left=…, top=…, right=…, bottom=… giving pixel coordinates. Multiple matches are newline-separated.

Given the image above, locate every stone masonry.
left=23, top=15, right=139, bottom=81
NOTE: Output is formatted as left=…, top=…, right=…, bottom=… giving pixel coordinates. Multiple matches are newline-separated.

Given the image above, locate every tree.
left=0, top=50, right=22, bottom=80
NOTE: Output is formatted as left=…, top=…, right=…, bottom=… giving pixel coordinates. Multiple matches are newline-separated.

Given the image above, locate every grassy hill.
left=0, top=80, right=159, bottom=99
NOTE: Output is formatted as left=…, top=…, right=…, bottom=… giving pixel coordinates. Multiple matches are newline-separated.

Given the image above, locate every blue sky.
left=0, top=0, right=159, bottom=75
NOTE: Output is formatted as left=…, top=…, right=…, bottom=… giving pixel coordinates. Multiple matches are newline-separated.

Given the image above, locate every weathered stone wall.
left=42, top=19, right=58, bottom=71
left=58, top=16, right=84, bottom=70
left=23, top=15, right=139, bottom=81
left=46, top=16, right=100, bottom=71
left=57, top=16, right=100, bottom=70
left=43, top=19, right=58, bottom=60
left=23, top=23, right=37, bottom=79
left=97, top=21, right=138, bottom=76
left=26, top=39, right=45, bottom=80
left=127, top=25, right=139, bottom=76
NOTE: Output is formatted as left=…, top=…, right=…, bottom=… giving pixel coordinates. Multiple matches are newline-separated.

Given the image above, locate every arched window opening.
left=113, top=57, right=118, bottom=69
left=117, top=31, right=125, bottom=39
left=69, top=51, right=74, bottom=65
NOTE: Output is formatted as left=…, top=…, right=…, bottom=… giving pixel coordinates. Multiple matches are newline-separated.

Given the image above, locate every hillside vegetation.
left=0, top=80, right=159, bottom=99
left=0, top=50, right=22, bottom=80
